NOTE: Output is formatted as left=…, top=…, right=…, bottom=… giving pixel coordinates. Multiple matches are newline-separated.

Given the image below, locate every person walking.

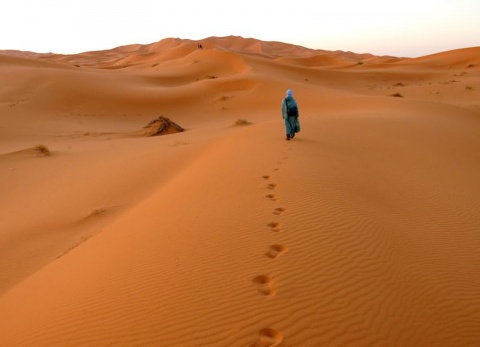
left=281, top=89, right=300, bottom=140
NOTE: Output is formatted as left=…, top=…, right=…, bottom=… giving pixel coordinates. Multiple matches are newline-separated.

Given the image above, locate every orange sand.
left=1, top=37, right=479, bottom=346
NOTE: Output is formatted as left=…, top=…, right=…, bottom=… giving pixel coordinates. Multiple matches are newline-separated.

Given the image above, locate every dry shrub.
left=234, top=119, right=252, bottom=126
left=34, top=144, right=51, bottom=156
left=196, top=74, right=218, bottom=81
left=389, top=92, right=403, bottom=98
left=143, top=116, right=184, bottom=136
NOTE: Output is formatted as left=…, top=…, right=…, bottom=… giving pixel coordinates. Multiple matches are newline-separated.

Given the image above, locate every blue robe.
left=281, top=96, right=300, bottom=135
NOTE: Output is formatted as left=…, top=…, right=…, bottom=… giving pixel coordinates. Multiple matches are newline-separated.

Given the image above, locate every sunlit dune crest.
left=1, top=36, right=479, bottom=346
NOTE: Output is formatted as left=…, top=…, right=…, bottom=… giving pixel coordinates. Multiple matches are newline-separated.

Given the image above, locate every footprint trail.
left=266, top=244, right=288, bottom=259
left=252, top=275, right=276, bottom=296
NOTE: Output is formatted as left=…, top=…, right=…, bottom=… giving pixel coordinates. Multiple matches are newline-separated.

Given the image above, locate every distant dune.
left=1, top=36, right=479, bottom=346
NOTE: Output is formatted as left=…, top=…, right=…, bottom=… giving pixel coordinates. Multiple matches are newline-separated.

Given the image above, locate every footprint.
left=250, top=328, right=283, bottom=347
left=267, top=222, right=280, bottom=232
left=266, top=244, right=288, bottom=259
left=252, top=275, right=276, bottom=296
left=262, top=175, right=270, bottom=180
left=267, top=183, right=277, bottom=190
left=265, top=194, right=277, bottom=201
left=273, top=207, right=286, bottom=215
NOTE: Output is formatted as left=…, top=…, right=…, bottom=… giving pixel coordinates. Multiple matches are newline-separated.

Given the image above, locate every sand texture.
left=1, top=37, right=480, bottom=346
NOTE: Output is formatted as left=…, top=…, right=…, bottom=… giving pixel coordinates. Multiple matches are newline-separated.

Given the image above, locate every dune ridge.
left=1, top=36, right=479, bottom=346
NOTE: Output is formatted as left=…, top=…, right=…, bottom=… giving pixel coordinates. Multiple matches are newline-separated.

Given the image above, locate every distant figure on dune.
left=281, top=89, right=300, bottom=141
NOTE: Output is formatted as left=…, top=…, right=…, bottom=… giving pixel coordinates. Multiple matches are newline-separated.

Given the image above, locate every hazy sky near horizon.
left=2, top=0, right=479, bottom=57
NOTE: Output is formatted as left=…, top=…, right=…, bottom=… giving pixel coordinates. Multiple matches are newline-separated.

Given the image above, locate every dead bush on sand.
left=219, top=95, right=231, bottom=101
left=234, top=119, right=252, bottom=126
left=143, top=116, right=184, bottom=136
left=389, top=92, right=403, bottom=98
left=34, top=144, right=51, bottom=156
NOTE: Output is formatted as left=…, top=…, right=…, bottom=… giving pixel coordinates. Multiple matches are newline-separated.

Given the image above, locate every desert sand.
left=1, top=36, right=479, bottom=346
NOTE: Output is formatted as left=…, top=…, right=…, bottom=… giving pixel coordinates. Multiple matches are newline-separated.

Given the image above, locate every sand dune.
left=1, top=37, right=479, bottom=346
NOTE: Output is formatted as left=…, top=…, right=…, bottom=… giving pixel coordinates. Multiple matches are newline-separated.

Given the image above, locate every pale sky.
left=1, top=0, right=479, bottom=57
